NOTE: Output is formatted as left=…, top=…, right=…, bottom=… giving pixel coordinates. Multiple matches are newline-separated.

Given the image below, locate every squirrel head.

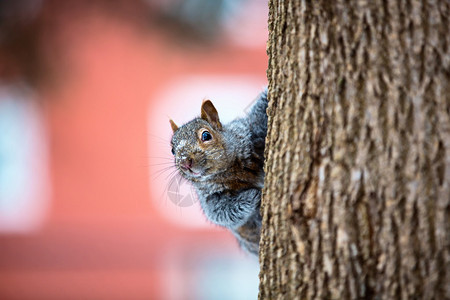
left=169, top=100, right=230, bottom=181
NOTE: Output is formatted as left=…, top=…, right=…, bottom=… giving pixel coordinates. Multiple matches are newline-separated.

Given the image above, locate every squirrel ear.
left=169, top=119, right=178, bottom=133
left=201, top=100, right=222, bottom=130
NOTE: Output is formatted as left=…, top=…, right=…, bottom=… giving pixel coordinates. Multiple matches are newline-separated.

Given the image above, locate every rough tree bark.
left=259, top=1, right=449, bottom=299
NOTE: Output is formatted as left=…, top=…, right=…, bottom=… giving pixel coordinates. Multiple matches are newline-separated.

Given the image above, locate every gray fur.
left=170, top=89, right=268, bottom=255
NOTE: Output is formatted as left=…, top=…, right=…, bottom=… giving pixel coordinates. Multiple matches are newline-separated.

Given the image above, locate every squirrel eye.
left=171, top=147, right=175, bottom=155
left=201, top=131, right=212, bottom=142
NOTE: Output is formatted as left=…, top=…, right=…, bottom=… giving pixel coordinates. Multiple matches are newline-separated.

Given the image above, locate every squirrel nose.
left=181, top=158, right=193, bottom=170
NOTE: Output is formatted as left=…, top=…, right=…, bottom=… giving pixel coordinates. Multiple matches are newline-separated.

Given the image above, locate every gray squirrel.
left=169, top=89, right=268, bottom=255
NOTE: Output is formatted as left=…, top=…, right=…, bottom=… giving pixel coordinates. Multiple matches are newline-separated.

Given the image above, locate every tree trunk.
left=259, top=1, right=449, bottom=299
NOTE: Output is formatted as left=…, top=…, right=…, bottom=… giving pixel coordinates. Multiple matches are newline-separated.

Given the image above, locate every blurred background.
left=0, top=0, right=268, bottom=299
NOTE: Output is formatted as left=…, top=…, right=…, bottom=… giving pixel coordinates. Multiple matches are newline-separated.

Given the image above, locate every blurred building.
left=0, top=1, right=268, bottom=299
